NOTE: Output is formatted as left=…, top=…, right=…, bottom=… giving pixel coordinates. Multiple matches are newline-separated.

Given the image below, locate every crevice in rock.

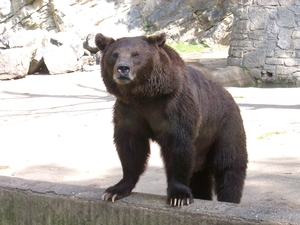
left=28, top=58, right=50, bottom=75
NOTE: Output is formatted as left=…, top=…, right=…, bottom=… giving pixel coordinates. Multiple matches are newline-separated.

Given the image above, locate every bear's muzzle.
left=114, top=63, right=134, bottom=84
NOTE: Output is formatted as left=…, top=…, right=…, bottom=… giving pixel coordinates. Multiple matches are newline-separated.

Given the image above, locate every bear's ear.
left=147, top=33, right=166, bottom=47
left=95, top=33, right=115, bottom=51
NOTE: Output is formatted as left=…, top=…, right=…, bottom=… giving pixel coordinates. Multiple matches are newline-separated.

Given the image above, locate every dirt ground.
left=0, top=70, right=300, bottom=209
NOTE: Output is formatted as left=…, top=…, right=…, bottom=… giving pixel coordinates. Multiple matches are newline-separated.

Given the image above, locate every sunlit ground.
left=0, top=70, right=299, bottom=209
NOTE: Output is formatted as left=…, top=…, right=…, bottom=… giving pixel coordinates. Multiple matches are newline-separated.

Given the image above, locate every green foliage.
left=241, top=66, right=250, bottom=73
left=258, top=131, right=285, bottom=139
left=143, top=19, right=159, bottom=34
left=168, top=41, right=209, bottom=53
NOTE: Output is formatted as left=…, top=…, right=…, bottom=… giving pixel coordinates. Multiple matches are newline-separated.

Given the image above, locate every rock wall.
left=0, top=0, right=235, bottom=80
left=228, top=0, right=300, bottom=86
left=0, top=0, right=235, bottom=43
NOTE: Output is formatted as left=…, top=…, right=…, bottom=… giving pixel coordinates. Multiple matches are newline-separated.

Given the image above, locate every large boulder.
left=43, top=44, right=80, bottom=75
left=0, top=30, right=85, bottom=79
left=42, top=32, right=83, bottom=74
left=49, top=32, right=84, bottom=60
left=0, top=30, right=47, bottom=80
left=28, top=33, right=49, bottom=74
left=0, top=47, right=35, bottom=80
left=211, top=66, right=255, bottom=87
left=0, top=29, right=46, bottom=49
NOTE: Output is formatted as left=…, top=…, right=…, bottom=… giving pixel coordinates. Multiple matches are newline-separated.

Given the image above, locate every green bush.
left=168, top=41, right=209, bottom=53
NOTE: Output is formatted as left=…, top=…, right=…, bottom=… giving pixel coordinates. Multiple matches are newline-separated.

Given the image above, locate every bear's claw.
left=169, top=197, right=192, bottom=207
left=168, top=184, right=193, bottom=207
left=101, top=192, right=118, bottom=202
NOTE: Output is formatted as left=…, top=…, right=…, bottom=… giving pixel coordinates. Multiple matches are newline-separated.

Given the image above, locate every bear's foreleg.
left=158, top=131, right=194, bottom=207
left=102, top=132, right=150, bottom=202
left=102, top=114, right=151, bottom=202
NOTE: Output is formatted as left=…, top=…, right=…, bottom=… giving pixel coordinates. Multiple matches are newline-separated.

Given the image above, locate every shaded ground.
left=0, top=64, right=300, bottom=210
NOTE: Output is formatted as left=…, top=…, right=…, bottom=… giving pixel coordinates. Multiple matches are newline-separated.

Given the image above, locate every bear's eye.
left=112, top=52, right=119, bottom=59
left=132, top=52, right=139, bottom=57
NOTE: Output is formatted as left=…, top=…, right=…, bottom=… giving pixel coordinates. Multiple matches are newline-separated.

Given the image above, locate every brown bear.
left=95, top=33, right=248, bottom=207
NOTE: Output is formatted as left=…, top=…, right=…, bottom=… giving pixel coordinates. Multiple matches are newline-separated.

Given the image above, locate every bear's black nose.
left=117, top=63, right=130, bottom=77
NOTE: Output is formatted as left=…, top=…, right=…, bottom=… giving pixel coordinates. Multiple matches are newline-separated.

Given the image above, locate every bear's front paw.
left=101, top=182, right=133, bottom=202
left=167, top=184, right=194, bottom=207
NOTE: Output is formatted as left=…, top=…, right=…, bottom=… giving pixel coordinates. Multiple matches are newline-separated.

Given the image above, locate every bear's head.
left=95, top=33, right=185, bottom=102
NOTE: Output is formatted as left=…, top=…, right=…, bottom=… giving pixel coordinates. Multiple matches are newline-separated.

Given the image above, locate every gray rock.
left=285, top=58, right=300, bottom=66
left=11, top=0, right=35, bottom=12
left=211, top=66, right=255, bottom=87
left=293, top=39, right=300, bottom=49
left=38, top=31, right=83, bottom=74
left=43, top=44, right=80, bottom=75
left=0, top=0, right=12, bottom=17
left=292, top=30, right=300, bottom=38
left=86, top=33, right=99, bottom=54
left=127, top=6, right=142, bottom=22
left=243, top=50, right=267, bottom=69
left=0, top=0, right=55, bottom=32
left=265, top=58, right=284, bottom=65
left=0, top=30, right=51, bottom=77
left=277, top=28, right=292, bottom=50
left=0, top=47, right=35, bottom=80
left=49, top=32, right=84, bottom=59
left=266, top=20, right=279, bottom=40
left=274, top=49, right=295, bottom=58
left=278, top=40, right=291, bottom=50
left=80, top=56, right=98, bottom=72
left=249, top=6, right=269, bottom=30
left=292, top=72, right=300, bottom=85
left=28, top=34, right=49, bottom=74
left=250, top=68, right=262, bottom=79
left=0, top=30, right=46, bottom=49
left=276, top=7, right=295, bottom=28
left=0, top=30, right=87, bottom=76
left=276, top=65, right=298, bottom=75
left=257, top=0, right=278, bottom=5
left=49, top=0, right=72, bottom=32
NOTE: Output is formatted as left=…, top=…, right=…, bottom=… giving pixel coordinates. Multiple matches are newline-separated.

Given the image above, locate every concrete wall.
left=228, top=0, right=300, bottom=86
left=0, top=176, right=299, bottom=225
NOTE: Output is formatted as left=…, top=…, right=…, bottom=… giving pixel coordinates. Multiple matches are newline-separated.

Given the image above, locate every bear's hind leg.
left=212, top=141, right=247, bottom=203
left=189, top=167, right=213, bottom=200
left=214, top=167, right=246, bottom=203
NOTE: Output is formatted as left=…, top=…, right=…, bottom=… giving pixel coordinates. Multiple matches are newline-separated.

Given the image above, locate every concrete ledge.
left=0, top=176, right=299, bottom=225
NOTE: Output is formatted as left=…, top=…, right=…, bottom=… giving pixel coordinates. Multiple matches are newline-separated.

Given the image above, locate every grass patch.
left=241, top=66, right=250, bottom=73
left=258, top=131, right=285, bottom=139
left=168, top=41, right=209, bottom=53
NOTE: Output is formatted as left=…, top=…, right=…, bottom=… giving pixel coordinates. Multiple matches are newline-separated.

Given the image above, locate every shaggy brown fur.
left=95, top=33, right=248, bottom=206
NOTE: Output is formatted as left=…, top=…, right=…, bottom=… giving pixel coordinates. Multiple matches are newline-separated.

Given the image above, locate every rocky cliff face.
left=0, top=0, right=235, bottom=80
